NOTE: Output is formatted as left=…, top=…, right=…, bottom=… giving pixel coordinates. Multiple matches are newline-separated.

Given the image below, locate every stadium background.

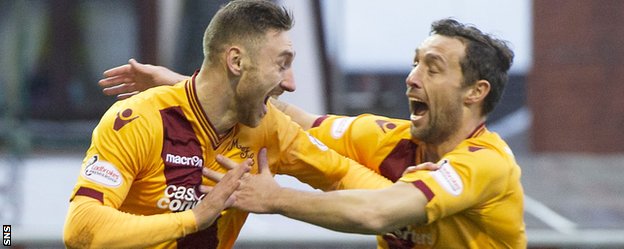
left=1, top=0, right=623, bottom=248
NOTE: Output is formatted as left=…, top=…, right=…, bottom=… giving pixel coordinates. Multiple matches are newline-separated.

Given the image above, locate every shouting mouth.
left=410, top=98, right=429, bottom=121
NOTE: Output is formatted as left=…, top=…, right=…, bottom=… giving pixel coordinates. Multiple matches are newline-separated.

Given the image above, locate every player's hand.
left=202, top=148, right=280, bottom=214
left=192, top=156, right=250, bottom=231
left=402, top=162, right=441, bottom=176
left=98, top=58, right=188, bottom=99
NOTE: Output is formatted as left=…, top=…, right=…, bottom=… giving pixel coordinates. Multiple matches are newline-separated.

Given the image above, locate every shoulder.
left=314, top=114, right=411, bottom=138
left=97, top=83, right=188, bottom=135
left=444, top=131, right=517, bottom=178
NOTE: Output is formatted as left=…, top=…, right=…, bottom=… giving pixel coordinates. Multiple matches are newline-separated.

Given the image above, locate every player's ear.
left=465, top=80, right=490, bottom=104
left=226, top=46, right=242, bottom=76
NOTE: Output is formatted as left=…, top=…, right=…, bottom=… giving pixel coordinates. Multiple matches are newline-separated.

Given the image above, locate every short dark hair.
left=431, top=18, right=514, bottom=115
left=203, top=0, right=293, bottom=63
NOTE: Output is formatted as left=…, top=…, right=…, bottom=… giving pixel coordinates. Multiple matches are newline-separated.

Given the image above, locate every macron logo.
left=165, top=154, right=203, bottom=167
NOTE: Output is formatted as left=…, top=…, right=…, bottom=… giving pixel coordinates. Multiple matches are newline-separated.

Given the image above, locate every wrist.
left=270, top=187, right=294, bottom=215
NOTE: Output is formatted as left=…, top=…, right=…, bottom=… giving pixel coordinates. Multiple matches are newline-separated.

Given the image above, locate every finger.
left=101, top=83, right=136, bottom=96
left=98, top=75, right=136, bottom=88
left=215, top=160, right=250, bottom=192
left=223, top=194, right=237, bottom=208
left=199, top=185, right=213, bottom=194
left=417, top=162, right=440, bottom=171
left=129, top=58, right=149, bottom=74
left=215, top=154, right=239, bottom=170
left=128, top=58, right=140, bottom=67
left=257, top=148, right=271, bottom=175
left=225, top=161, right=251, bottom=179
left=103, top=64, right=132, bottom=78
left=116, top=91, right=140, bottom=100
left=203, top=167, right=225, bottom=182
left=403, top=162, right=440, bottom=175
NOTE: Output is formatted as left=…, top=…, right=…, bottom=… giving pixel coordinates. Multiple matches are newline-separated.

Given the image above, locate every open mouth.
left=410, top=99, right=429, bottom=118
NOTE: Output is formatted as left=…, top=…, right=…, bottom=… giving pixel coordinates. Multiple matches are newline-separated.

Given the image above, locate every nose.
left=281, top=68, right=296, bottom=92
left=405, top=67, right=422, bottom=89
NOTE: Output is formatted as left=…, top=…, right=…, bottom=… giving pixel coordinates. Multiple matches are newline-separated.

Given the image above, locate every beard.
left=235, top=72, right=266, bottom=128
left=236, top=96, right=262, bottom=127
left=410, top=100, right=463, bottom=144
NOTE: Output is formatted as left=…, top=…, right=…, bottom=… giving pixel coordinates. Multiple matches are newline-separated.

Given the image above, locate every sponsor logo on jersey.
left=165, top=154, right=204, bottom=167
left=330, top=117, right=356, bottom=139
left=157, top=184, right=205, bottom=212
left=429, top=159, right=463, bottom=196
left=82, top=155, right=123, bottom=187
left=307, top=133, right=328, bottom=151
left=114, top=108, right=139, bottom=131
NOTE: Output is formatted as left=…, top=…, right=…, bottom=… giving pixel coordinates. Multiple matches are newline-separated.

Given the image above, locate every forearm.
left=159, top=68, right=189, bottom=85
left=270, top=98, right=320, bottom=130
left=272, top=188, right=397, bottom=234
left=64, top=196, right=197, bottom=248
left=269, top=182, right=428, bottom=235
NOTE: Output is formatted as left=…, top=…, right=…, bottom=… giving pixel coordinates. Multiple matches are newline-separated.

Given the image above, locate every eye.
left=428, top=65, right=440, bottom=75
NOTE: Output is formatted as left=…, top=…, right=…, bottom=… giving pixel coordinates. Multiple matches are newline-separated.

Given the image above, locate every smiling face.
left=236, top=29, right=295, bottom=127
left=406, top=34, right=469, bottom=144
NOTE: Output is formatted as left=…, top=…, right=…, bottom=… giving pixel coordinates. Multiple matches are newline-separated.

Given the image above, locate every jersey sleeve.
left=265, top=105, right=392, bottom=191
left=64, top=100, right=198, bottom=248
left=307, top=114, right=401, bottom=166
left=69, top=101, right=158, bottom=206
left=64, top=196, right=197, bottom=248
left=397, top=148, right=510, bottom=224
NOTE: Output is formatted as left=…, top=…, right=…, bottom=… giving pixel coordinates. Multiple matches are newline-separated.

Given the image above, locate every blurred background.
left=1, top=0, right=623, bottom=248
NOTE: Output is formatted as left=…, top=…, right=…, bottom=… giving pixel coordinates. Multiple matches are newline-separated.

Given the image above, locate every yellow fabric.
left=309, top=114, right=526, bottom=248
left=65, top=74, right=391, bottom=249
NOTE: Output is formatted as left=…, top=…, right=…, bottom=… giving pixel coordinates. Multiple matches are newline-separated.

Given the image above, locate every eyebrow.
left=414, top=49, right=445, bottom=66
left=423, top=53, right=446, bottom=68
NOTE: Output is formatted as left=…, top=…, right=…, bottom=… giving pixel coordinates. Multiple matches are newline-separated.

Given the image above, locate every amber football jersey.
left=65, top=74, right=391, bottom=249
left=308, top=114, right=526, bottom=248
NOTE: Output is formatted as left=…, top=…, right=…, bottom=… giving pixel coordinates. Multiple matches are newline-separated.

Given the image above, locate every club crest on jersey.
left=330, top=117, right=356, bottom=139
left=82, top=155, right=123, bottom=187
left=114, top=108, right=139, bottom=131
left=375, top=119, right=397, bottom=133
left=226, top=138, right=255, bottom=160
left=429, top=159, right=463, bottom=196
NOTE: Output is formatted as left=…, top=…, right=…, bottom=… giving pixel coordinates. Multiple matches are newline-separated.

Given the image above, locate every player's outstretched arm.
left=99, top=58, right=189, bottom=99
left=205, top=148, right=430, bottom=235
left=270, top=98, right=321, bottom=131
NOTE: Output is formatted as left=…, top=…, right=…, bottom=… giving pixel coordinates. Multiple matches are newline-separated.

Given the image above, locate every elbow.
left=359, top=207, right=427, bottom=234
left=63, top=225, right=91, bottom=249
left=64, top=200, right=100, bottom=249
left=357, top=208, right=399, bottom=234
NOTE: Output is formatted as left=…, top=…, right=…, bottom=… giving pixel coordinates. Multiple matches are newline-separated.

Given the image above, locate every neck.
left=194, top=68, right=238, bottom=136
left=423, top=115, right=486, bottom=162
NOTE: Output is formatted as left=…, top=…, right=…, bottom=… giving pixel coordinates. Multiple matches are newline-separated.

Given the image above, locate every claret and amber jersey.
left=64, top=73, right=392, bottom=249
left=308, top=114, right=527, bottom=248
